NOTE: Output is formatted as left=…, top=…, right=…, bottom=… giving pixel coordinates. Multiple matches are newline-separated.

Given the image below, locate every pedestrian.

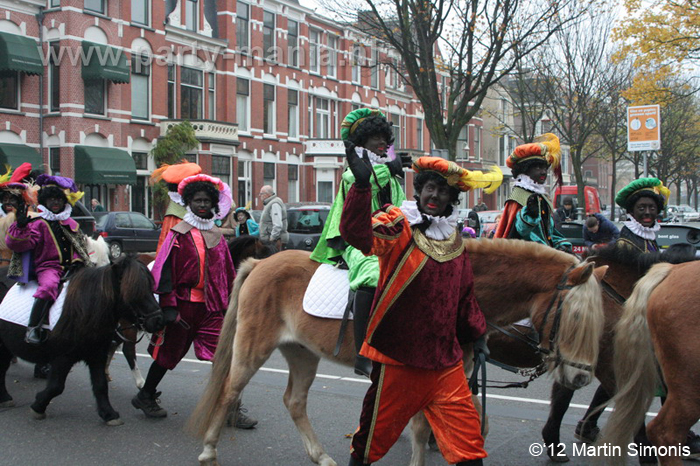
left=258, top=185, right=287, bottom=251
left=0, top=163, right=36, bottom=265
left=340, top=153, right=501, bottom=466
left=555, top=197, right=576, bottom=224
left=234, top=207, right=259, bottom=237
left=473, top=197, right=488, bottom=212
left=91, top=198, right=105, bottom=212
left=583, top=214, right=619, bottom=250
left=467, top=210, right=481, bottom=238
left=134, top=174, right=238, bottom=420
left=493, top=133, right=572, bottom=252
left=309, top=108, right=410, bottom=377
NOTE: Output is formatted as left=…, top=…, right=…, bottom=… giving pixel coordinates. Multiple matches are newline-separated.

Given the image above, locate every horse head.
left=111, top=255, right=164, bottom=333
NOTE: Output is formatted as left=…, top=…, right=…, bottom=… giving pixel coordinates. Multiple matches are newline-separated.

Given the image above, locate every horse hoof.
left=31, top=408, right=46, bottom=420
left=0, top=399, right=15, bottom=408
left=318, top=455, right=337, bottom=466
left=106, top=418, right=124, bottom=426
left=548, top=453, right=570, bottom=463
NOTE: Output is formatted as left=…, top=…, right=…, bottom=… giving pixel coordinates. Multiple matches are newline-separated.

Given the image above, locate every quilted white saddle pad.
left=0, top=281, right=69, bottom=330
left=303, top=264, right=351, bottom=320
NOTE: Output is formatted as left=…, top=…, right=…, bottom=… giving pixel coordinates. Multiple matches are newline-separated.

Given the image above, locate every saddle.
left=0, top=281, right=69, bottom=330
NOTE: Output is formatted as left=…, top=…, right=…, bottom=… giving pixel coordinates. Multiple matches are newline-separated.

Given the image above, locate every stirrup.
left=25, top=326, right=47, bottom=345
left=354, top=356, right=372, bottom=378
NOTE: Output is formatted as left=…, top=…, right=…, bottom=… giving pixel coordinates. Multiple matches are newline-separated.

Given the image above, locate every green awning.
left=0, top=31, right=44, bottom=76
left=74, top=146, right=136, bottom=185
left=0, top=143, right=42, bottom=169
left=81, top=41, right=130, bottom=84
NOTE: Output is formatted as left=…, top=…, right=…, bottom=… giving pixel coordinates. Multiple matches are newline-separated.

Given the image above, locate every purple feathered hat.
left=35, top=174, right=84, bottom=206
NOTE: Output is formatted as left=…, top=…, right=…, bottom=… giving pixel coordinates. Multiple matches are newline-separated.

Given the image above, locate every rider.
left=134, top=174, right=236, bottom=419
left=6, top=174, right=91, bottom=345
left=340, top=153, right=502, bottom=466
left=310, top=108, right=410, bottom=377
left=234, top=207, right=259, bottom=237
left=493, top=134, right=572, bottom=252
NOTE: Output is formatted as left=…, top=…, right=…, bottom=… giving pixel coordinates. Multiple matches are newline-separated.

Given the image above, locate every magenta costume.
left=6, top=217, right=83, bottom=300
left=149, top=221, right=235, bottom=369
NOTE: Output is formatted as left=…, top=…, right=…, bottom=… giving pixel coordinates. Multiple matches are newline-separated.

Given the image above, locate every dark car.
left=94, top=211, right=161, bottom=259
left=71, top=201, right=96, bottom=236
left=285, top=203, right=331, bottom=251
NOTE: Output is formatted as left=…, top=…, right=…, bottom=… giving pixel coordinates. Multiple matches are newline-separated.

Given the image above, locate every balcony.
left=304, top=139, right=345, bottom=156
left=160, top=120, right=239, bottom=145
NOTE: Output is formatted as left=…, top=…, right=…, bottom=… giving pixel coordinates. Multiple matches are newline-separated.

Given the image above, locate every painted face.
left=0, top=192, right=20, bottom=213
left=631, top=196, right=658, bottom=228
left=190, top=190, right=214, bottom=219
left=363, top=134, right=389, bottom=157
left=418, top=179, right=451, bottom=217
left=524, top=162, right=549, bottom=185
left=45, top=195, right=66, bottom=214
left=236, top=212, right=247, bottom=223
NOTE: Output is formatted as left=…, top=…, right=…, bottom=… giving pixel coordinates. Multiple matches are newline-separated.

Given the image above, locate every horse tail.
left=601, top=262, right=672, bottom=456
left=187, top=257, right=260, bottom=439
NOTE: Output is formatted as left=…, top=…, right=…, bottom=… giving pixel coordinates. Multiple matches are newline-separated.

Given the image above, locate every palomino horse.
left=188, top=239, right=608, bottom=466
left=0, top=256, right=164, bottom=424
left=602, top=259, right=700, bottom=466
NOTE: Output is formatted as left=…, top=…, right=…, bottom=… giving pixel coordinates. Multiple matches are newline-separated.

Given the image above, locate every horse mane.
left=591, top=242, right=697, bottom=275
left=228, top=235, right=257, bottom=258
left=465, top=238, right=577, bottom=266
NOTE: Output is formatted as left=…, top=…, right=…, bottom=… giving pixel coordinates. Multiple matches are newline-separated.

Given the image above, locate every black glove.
left=557, top=244, right=573, bottom=254
left=525, top=194, right=540, bottom=217
left=162, top=307, right=179, bottom=325
left=15, top=202, right=29, bottom=228
left=473, top=335, right=490, bottom=358
left=386, top=152, right=412, bottom=179
left=344, top=140, right=372, bottom=188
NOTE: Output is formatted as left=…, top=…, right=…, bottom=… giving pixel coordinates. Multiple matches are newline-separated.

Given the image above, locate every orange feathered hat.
left=150, top=160, right=202, bottom=186
left=412, top=157, right=502, bottom=193
left=506, top=133, right=562, bottom=169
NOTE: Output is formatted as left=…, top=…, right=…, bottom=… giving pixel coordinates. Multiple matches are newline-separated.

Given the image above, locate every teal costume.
left=508, top=186, right=571, bottom=250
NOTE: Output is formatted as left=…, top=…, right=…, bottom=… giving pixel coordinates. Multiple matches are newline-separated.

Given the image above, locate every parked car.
left=477, top=210, right=502, bottom=238
left=94, top=211, right=161, bottom=259
left=285, top=203, right=331, bottom=251
left=676, top=204, right=700, bottom=222
left=71, top=200, right=96, bottom=236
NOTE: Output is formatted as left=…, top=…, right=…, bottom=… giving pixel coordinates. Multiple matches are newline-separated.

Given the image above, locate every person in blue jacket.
left=234, top=207, right=259, bottom=237
left=583, top=213, right=620, bottom=250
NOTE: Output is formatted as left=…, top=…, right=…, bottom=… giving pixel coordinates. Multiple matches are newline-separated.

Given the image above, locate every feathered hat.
left=615, top=177, right=670, bottom=210
left=0, top=163, right=38, bottom=206
left=35, top=174, right=84, bottom=206
left=150, top=161, right=202, bottom=188
left=506, top=133, right=562, bottom=169
left=412, top=157, right=503, bottom=193
left=340, top=108, right=386, bottom=141
left=177, top=174, right=233, bottom=219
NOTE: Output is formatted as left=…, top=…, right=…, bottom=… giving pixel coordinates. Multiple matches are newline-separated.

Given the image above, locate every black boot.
left=131, top=389, right=167, bottom=418
left=348, top=455, right=370, bottom=466
left=353, top=287, right=375, bottom=378
left=25, top=298, right=53, bottom=345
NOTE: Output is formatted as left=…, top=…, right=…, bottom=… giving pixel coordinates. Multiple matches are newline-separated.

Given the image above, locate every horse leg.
left=648, top=395, right=698, bottom=466
left=30, top=356, right=73, bottom=419
left=542, top=381, right=574, bottom=462
left=575, top=384, right=610, bottom=443
left=105, top=339, right=119, bottom=382
left=278, top=343, right=336, bottom=466
left=409, top=411, right=431, bottom=466
left=0, top=342, right=14, bottom=407
left=121, top=330, right=144, bottom=389
left=87, top=354, right=123, bottom=426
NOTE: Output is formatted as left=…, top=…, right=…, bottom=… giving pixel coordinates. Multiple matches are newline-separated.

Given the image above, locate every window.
left=212, top=155, right=230, bottom=186
left=474, top=126, right=481, bottom=161
left=498, top=135, right=506, bottom=166
left=131, top=0, right=148, bottom=25
left=50, top=147, right=61, bottom=175
left=131, top=54, right=150, bottom=120
left=180, top=66, right=203, bottom=120
left=318, top=181, right=333, bottom=203
left=236, top=78, right=249, bottom=131
left=84, top=0, right=104, bottom=14
left=50, top=0, right=60, bottom=7
left=185, top=0, right=198, bottom=32
left=287, top=164, right=298, bottom=202
left=288, top=89, right=298, bottom=139
left=167, top=64, right=175, bottom=119
left=352, top=46, right=362, bottom=83
left=390, top=113, right=400, bottom=148
left=263, top=162, right=275, bottom=186
left=84, top=79, right=106, bottom=115
left=236, top=2, right=249, bottom=51
left=263, top=83, right=275, bottom=134
left=287, top=20, right=298, bottom=67
left=49, top=42, right=60, bottom=112
left=237, top=158, right=251, bottom=207
left=416, top=118, right=423, bottom=151
left=326, top=35, right=337, bottom=78
left=0, top=73, right=19, bottom=110
left=309, top=30, right=320, bottom=73
left=457, top=125, right=469, bottom=160
left=315, top=98, right=329, bottom=138
left=263, top=11, right=276, bottom=60
left=370, top=48, right=378, bottom=88
left=132, top=152, right=148, bottom=170
left=208, top=73, right=215, bottom=120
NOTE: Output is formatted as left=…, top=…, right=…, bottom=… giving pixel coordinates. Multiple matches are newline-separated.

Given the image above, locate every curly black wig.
left=511, top=158, right=549, bottom=178
left=166, top=182, right=179, bottom=193
left=347, top=115, right=395, bottom=148
left=182, top=180, right=220, bottom=215
left=624, top=190, right=665, bottom=213
left=38, top=186, right=68, bottom=207
left=413, top=171, right=461, bottom=216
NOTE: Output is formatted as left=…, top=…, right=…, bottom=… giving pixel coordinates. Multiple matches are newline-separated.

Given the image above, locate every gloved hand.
left=162, top=307, right=179, bottom=325
left=473, top=335, right=490, bottom=358
left=525, top=194, right=539, bottom=217
left=344, top=140, right=372, bottom=188
left=15, top=202, right=29, bottom=228
left=386, top=152, right=412, bottom=178
left=557, top=244, right=573, bottom=254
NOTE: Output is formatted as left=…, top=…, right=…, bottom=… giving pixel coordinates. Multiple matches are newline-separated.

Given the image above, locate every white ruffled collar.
left=513, top=174, right=548, bottom=195
left=183, top=206, right=215, bottom=230
left=400, top=200, right=458, bottom=240
left=354, top=146, right=391, bottom=166
left=0, top=209, right=6, bottom=218
left=168, top=191, right=184, bottom=206
left=38, top=203, right=72, bottom=222
left=623, top=215, right=660, bottom=241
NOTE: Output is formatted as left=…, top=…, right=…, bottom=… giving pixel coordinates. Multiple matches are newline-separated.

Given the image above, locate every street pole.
left=643, top=151, right=648, bottom=177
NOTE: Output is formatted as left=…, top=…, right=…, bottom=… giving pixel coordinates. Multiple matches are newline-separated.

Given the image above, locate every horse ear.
left=592, top=265, right=608, bottom=282
left=567, top=262, right=594, bottom=286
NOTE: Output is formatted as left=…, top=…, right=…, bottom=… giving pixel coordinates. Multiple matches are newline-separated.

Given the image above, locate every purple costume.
left=6, top=218, right=83, bottom=300
left=149, top=221, right=235, bottom=369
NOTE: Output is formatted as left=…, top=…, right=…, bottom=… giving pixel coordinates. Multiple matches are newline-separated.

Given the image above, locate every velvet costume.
left=340, top=185, right=486, bottom=464
left=615, top=225, right=659, bottom=254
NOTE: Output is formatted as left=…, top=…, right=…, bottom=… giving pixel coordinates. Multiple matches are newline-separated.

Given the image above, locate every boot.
left=348, top=455, right=370, bottom=466
left=574, top=419, right=600, bottom=444
left=353, top=287, right=375, bottom=378
left=131, top=389, right=167, bottom=418
left=684, top=430, right=700, bottom=459
left=25, top=298, right=53, bottom=345
left=234, top=403, right=258, bottom=429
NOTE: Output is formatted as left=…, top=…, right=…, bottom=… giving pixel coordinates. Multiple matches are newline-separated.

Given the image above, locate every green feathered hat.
left=615, top=177, right=670, bottom=210
left=340, top=108, right=386, bottom=141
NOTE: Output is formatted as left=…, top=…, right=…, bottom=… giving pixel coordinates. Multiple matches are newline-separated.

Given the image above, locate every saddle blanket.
left=303, top=264, right=351, bottom=320
left=0, top=281, right=69, bottom=330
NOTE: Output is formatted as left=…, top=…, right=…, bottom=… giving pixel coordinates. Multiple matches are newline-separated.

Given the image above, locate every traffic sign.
left=627, top=105, right=660, bottom=151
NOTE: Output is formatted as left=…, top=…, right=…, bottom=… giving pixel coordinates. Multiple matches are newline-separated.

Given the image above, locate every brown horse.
left=601, top=260, right=700, bottom=466
left=188, top=239, right=608, bottom=466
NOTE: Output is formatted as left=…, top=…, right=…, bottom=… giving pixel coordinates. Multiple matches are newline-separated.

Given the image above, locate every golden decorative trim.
left=412, top=228, right=464, bottom=262
left=364, top=363, right=386, bottom=462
